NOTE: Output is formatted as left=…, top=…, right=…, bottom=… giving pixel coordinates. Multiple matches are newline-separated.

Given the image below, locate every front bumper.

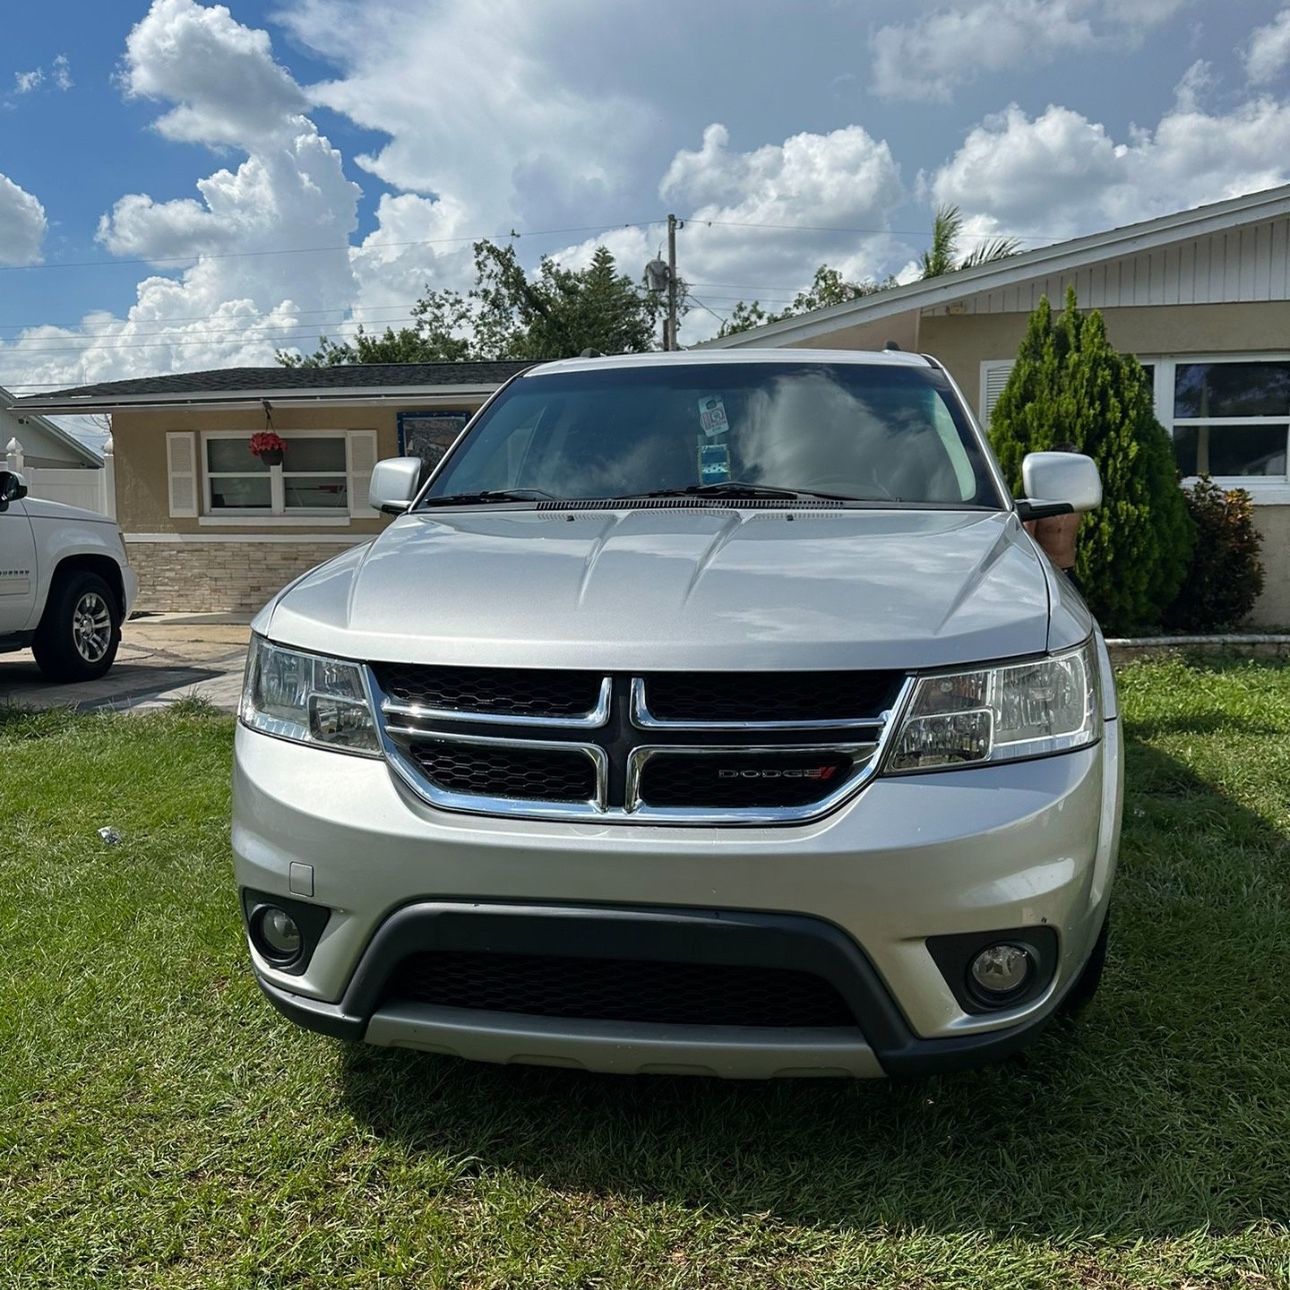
left=233, top=713, right=1122, bottom=1077
left=254, top=901, right=1093, bottom=1078
left=121, top=565, right=139, bottom=619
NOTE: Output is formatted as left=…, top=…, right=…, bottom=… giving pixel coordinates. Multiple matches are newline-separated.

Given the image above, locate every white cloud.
left=348, top=192, right=477, bottom=322
left=555, top=123, right=909, bottom=342
left=1246, top=6, right=1290, bottom=84
left=278, top=0, right=648, bottom=228
left=0, top=173, right=47, bottom=266
left=1172, top=59, right=1214, bottom=113
left=927, top=92, right=1290, bottom=247
left=12, top=55, right=73, bottom=97
left=870, top=0, right=1191, bottom=102
left=119, top=0, right=308, bottom=146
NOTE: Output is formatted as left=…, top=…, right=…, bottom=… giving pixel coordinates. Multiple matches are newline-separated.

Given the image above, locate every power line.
left=0, top=300, right=429, bottom=334
left=1, top=213, right=1066, bottom=278
left=685, top=293, right=728, bottom=328
left=0, top=219, right=667, bottom=274
left=0, top=315, right=425, bottom=350
left=2, top=291, right=803, bottom=349
left=688, top=217, right=1058, bottom=243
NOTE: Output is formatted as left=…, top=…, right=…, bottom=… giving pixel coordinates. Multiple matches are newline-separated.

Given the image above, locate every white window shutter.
left=979, top=360, right=1015, bottom=429
left=166, top=432, right=198, bottom=517
left=347, top=430, right=380, bottom=516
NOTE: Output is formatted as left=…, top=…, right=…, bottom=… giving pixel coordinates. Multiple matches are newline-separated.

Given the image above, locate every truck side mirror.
left=0, top=470, right=27, bottom=513
left=1017, top=452, right=1101, bottom=521
left=369, top=457, right=423, bottom=514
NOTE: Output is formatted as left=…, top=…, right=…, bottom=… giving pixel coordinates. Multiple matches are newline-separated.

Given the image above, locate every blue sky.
left=3, top=0, right=1290, bottom=407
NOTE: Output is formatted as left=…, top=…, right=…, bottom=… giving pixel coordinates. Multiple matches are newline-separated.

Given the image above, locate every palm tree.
left=920, top=205, right=1020, bottom=279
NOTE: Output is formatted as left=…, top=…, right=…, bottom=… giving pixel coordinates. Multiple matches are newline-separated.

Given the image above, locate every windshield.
left=419, top=361, right=1004, bottom=508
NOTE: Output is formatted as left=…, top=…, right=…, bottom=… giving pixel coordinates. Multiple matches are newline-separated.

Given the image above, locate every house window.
left=1169, top=361, right=1290, bottom=480
left=205, top=434, right=349, bottom=513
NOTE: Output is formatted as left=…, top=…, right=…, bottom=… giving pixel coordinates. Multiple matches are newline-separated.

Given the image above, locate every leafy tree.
left=462, top=242, right=662, bottom=359
left=920, top=204, right=1020, bottom=279
left=717, top=265, right=892, bottom=338
left=279, top=240, right=661, bottom=367
left=989, top=287, right=1194, bottom=633
left=277, top=323, right=468, bottom=368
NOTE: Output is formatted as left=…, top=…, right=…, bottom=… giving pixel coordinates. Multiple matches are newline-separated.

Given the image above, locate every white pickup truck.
left=0, top=469, right=137, bottom=682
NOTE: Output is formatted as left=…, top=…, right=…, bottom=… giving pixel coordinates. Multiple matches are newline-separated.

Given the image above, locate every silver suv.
left=234, top=350, right=1121, bottom=1078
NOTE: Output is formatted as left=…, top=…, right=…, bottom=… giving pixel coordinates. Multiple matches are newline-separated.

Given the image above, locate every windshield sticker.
left=697, top=395, right=729, bottom=438
left=698, top=441, right=732, bottom=485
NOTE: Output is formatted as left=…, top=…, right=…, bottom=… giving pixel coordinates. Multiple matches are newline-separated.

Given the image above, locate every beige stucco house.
left=706, top=184, right=1290, bottom=626
left=10, top=362, right=529, bottom=611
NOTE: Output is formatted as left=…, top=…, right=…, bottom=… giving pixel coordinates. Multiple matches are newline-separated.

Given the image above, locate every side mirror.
left=1017, top=452, right=1101, bottom=520
left=0, top=470, right=27, bottom=513
left=369, top=456, right=423, bottom=514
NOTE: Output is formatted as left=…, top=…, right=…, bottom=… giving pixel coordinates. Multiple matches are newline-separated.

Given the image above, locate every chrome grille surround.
left=369, top=668, right=914, bottom=826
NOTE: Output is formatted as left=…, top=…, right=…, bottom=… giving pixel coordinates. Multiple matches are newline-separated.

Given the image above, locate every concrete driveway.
left=0, top=614, right=251, bottom=712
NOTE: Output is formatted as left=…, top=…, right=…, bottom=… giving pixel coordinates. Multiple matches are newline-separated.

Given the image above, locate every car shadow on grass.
left=337, top=734, right=1290, bottom=1243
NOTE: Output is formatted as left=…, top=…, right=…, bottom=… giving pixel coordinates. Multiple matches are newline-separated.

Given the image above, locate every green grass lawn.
left=2, top=657, right=1289, bottom=1288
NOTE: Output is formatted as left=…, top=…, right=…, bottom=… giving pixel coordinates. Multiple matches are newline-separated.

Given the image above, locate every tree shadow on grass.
left=338, top=734, right=1290, bottom=1243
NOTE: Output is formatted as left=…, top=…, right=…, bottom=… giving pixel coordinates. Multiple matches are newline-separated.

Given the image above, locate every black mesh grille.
left=410, top=741, right=596, bottom=803
left=375, top=664, right=602, bottom=719
left=383, top=951, right=856, bottom=1028
left=637, top=752, right=855, bottom=809
left=642, top=671, right=902, bottom=724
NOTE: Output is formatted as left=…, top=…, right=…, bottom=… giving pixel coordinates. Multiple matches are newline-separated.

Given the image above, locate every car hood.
left=22, top=497, right=116, bottom=525
left=265, top=506, right=1074, bottom=671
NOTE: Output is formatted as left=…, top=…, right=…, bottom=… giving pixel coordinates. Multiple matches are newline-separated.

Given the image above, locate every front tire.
left=32, top=570, right=122, bottom=682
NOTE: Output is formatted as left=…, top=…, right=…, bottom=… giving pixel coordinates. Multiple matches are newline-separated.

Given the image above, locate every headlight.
left=240, top=635, right=380, bottom=756
left=887, top=640, right=1100, bottom=773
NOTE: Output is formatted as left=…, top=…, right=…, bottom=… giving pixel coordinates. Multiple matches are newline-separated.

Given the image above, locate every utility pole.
left=666, top=213, right=679, bottom=351
left=645, top=217, right=682, bottom=351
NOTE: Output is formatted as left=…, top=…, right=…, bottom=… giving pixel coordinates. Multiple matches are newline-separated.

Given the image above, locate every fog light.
left=257, top=906, right=302, bottom=963
left=968, top=943, right=1033, bottom=1001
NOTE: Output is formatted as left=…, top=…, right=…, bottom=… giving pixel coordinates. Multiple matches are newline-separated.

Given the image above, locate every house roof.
left=0, top=385, right=102, bottom=466
left=704, top=183, right=1290, bottom=348
left=9, top=361, right=535, bottom=413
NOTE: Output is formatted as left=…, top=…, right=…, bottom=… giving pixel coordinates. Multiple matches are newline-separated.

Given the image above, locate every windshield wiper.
left=419, top=488, right=557, bottom=507
left=627, top=481, right=856, bottom=501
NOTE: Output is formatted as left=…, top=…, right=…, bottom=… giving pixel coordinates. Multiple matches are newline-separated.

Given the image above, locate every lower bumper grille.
left=382, top=950, right=857, bottom=1028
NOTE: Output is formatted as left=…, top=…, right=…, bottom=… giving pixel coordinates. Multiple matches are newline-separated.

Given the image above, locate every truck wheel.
left=1059, top=913, right=1110, bottom=1016
left=32, top=570, right=122, bottom=682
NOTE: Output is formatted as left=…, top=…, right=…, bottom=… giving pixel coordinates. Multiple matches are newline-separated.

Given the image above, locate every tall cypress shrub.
left=989, top=288, right=1194, bottom=633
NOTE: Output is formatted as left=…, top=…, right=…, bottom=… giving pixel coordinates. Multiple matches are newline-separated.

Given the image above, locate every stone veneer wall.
left=127, top=540, right=362, bottom=613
